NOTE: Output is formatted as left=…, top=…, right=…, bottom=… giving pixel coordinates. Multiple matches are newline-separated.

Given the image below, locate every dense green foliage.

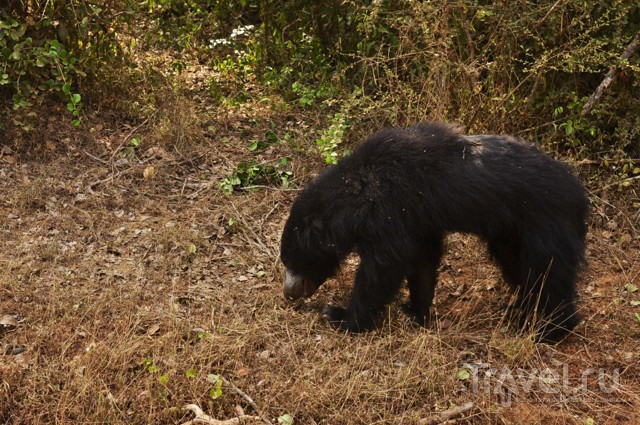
left=0, top=1, right=134, bottom=129
left=1, top=1, right=639, bottom=161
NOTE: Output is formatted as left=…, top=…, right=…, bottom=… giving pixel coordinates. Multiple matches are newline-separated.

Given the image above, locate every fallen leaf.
left=278, top=414, right=294, bottom=425
left=0, top=315, right=18, bottom=328
left=147, top=324, right=160, bottom=336
left=619, top=234, right=632, bottom=245
left=143, top=166, right=155, bottom=179
left=146, top=147, right=172, bottom=160
left=450, top=282, right=466, bottom=297
left=76, top=366, right=86, bottom=378
left=2, top=155, right=16, bottom=164
left=14, top=352, right=30, bottom=369
left=236, top=367, right=250, bottom=377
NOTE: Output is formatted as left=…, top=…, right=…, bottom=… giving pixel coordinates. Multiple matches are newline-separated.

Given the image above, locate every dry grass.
left=1, top=68, right=639, bottom=425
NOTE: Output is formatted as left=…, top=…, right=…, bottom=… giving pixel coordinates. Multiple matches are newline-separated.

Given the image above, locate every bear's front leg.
left=324, top=255, right=405, bottom=332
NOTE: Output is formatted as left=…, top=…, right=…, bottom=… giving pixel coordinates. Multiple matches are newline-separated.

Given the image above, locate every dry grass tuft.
left=1, top=60, right=639, bottom=424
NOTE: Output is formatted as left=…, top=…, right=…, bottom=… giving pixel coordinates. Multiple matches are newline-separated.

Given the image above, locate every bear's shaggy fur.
left=281, top=122, right=588, bottom=342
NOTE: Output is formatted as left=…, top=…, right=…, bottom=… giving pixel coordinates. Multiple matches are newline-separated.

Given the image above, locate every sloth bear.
left=280, top=122, right=588, bottom=343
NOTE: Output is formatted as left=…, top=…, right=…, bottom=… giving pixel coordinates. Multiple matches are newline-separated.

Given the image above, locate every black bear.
left=280, top=122, right=588, bottom=343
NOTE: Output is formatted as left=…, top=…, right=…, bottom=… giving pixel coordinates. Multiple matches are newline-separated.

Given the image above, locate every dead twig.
left=82, top=149, right=109, bottom=165
left=420, top=402, right=474, bottom=425
left=181, top=404, right=262, bottom=425
left=537, top=0, right=564, bottom=29
left=576, top=158, right=640, bottom=165
left=582, top=31, right=640, bottom=115
left=593, top=174, right=640, bottom=194
left=219, top=376, right=272, bottom=425
left=108, top=117, right=152, bottom=163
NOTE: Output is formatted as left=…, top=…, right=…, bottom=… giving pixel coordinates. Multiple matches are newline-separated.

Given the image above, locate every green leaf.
left=62, top=83, right=71, bottom=94
left=72, top=93, right=81, bottom=104
left=158, top=373, right=169, bottom=385
left=457, top=368, right=470, bottom=381
left=187, top=243, right=197, bottom=254
left=148, top=364, right=160, bottom=374
left=626, top=283, right=638, bottom=293
left=278, top=414, right=294, bottom=425
left=208, top=374, right=223, bottom=399
left=209, top=387, right=223, bottom=399
left=585, top=418, right=595, bottom=425
left=635, top=313, right=640, bottom=325
left=629, top=300, right=640, bottom=307
left=186, top=368, right=197, bottom=379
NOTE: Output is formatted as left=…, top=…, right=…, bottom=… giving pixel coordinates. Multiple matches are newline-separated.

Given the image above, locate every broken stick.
left=582, top=31, right=640, bottom=115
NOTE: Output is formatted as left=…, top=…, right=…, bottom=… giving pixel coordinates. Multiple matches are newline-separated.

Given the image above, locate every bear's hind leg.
left=491, top=230, right=582, bottom=343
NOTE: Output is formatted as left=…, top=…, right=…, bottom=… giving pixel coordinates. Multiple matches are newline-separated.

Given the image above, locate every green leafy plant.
left=316, top=113, right=350, bottom=164
left=123, top=137, right=142, bottom=157
left=220, top=158, right=292, bottom=193
left=207, top=374, right=223, bottom=399
left=143, top=358, right=160, bottom=374
left=0, top=7, right=100, bottom=126
left=457, top=367, right=471, bottom=381
left=278, top=414, right=294, bottom=425
left=617, top=162, right=640, bottom=189
left=63, top=82, right=82, bottom=126
left=291, top=81, right=332, bottom=107
left=248, top=129, right=281, bottom=152
left=210, top=24, right=259, bottom=95
left=553, top=92, right=598, bottom=148
left=197, top=330, right=213, bottom=340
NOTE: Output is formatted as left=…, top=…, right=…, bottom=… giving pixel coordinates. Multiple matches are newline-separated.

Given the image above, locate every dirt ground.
left=1, top=101, right=639, bottom=424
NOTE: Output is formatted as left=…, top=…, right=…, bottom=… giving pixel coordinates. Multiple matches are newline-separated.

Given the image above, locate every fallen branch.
left=181, top=404, right=262, bottom=425
left=582, top=31, right=640, bottom=115
left=575, top=158, right=640, bottom=166
left=419, top=402, right=474, bottom=425
left=181, top=374, right=271, bottom=425
left=593, top=174, right=640, bottom=194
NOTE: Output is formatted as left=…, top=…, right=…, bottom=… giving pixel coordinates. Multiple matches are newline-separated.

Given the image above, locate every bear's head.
left=280, top=192, right=342, bottom=300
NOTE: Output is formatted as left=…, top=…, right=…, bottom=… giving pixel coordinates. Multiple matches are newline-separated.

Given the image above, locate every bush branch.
left=582, top=31, right=640, bottom=115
